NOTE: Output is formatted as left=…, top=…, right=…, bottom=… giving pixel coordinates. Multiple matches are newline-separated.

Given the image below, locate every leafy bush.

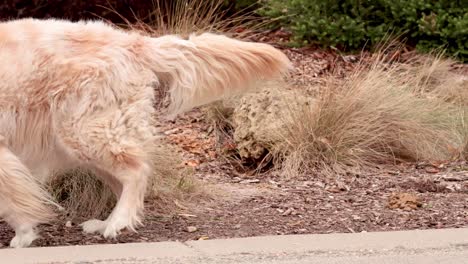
left=259, top=0, right=468, bottom=60
left=227, top=0, right=260, bottom=10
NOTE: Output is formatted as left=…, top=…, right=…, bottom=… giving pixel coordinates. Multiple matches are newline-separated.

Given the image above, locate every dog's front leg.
left=80, top=163, right=150, bottom=238
left=54, top=99, right=153, bottom=239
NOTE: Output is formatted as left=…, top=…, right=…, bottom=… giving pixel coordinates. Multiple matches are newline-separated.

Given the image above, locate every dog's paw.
left=10, top=230, right=37, bottom=248
left=81, top=215, right=141, bottom=239
left=102, top=217, right=133, bottom=239
left=102, top=224, right=120, bottom=239
left=80, top=219, right=107, bottom=234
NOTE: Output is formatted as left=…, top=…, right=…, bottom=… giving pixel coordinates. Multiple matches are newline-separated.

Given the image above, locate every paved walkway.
left=1, top=228, right=467, bottom=263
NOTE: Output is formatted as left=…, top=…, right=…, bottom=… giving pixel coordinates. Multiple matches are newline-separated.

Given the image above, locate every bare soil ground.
left=0, top=37, right=467, bottom=248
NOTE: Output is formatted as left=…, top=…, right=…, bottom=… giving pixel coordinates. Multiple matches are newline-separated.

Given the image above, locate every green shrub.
left=259, top=0, right=468, bottom=60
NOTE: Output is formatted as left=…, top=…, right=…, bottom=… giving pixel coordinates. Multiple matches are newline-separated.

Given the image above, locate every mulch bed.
left=1, top=145, right=467, bottom=248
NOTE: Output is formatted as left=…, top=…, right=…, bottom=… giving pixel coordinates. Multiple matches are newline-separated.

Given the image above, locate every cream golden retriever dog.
left=0, top=18, right=290, bottom=248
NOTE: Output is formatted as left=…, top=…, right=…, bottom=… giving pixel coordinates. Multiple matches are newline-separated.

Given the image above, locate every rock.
left=174, top=200, right=188, bottom=210
left=186, top=159, right=200, bottom=167
left=229, top=88, right=316, bottom=161
left=269, top=180, right=280, bottom=186
left=240, top=179, right=260, bottom=184
left=178, top=213, right=197, bottom=218
left=314, top=182, right=325, bottom=188
left=440, top=174, right=468, bottom=182
left=445, top=182, right=462, bottom=192
left=352, top=215, right=361, bottom=221
left=185, top=226, right=198, bottom=233
left=282, top=208, right=294, bottom=216
left=425, top=167, right=440, bottom=173
left=232, top=177, right=242, bottom=183
left=65, top=221, right=72, bottom=228
left=234, top=224, right=242, bottom=229
left=327, top=187, right=341, bottom=193
left=163, top=128, right=181, bottom=135
left=337, top=181, right=350, bottom=191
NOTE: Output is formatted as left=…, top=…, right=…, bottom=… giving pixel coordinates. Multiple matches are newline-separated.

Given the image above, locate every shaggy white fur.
left=0, top=18, right=291, bottom=248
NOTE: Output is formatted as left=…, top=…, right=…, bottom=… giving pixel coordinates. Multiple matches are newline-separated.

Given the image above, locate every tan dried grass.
left=103, top=0, right=266, bottom=39
left=274, top=51, right=466, bottom=176
left=48, top=144, right=201, bottom=218
left=401, top=52, right=468, bottom=159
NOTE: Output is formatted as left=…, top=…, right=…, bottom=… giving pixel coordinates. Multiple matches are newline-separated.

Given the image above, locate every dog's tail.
left=0, top=136, right=57, bottom=226
left=145, top=33, right=292, bottom=116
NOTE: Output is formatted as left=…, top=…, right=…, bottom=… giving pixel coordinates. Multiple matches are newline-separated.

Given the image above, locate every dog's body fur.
left=0, top=18, right=290, bottom=248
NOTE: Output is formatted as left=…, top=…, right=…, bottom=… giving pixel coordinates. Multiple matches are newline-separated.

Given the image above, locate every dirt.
left=1, top=38, right=467, bottom=248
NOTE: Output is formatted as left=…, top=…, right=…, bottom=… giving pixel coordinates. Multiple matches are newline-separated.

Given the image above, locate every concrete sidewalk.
left=1, top=228, right=467, bottom=264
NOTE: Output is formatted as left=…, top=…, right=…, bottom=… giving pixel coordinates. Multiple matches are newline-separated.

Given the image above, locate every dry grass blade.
left=48, top=144, right=202, bottom=218
left=48, top=169, right=115, bottom=219
left=398, top=51, right=468, bottom=160
left=99, top=0, right=269, bottom=39
left=204, top=99, right=248, bottom=169
left=460, top=109, right=468, bottom=159
left=148, top=144, right=205, bottom=213
left=400, top=52, right=468, bottom=105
